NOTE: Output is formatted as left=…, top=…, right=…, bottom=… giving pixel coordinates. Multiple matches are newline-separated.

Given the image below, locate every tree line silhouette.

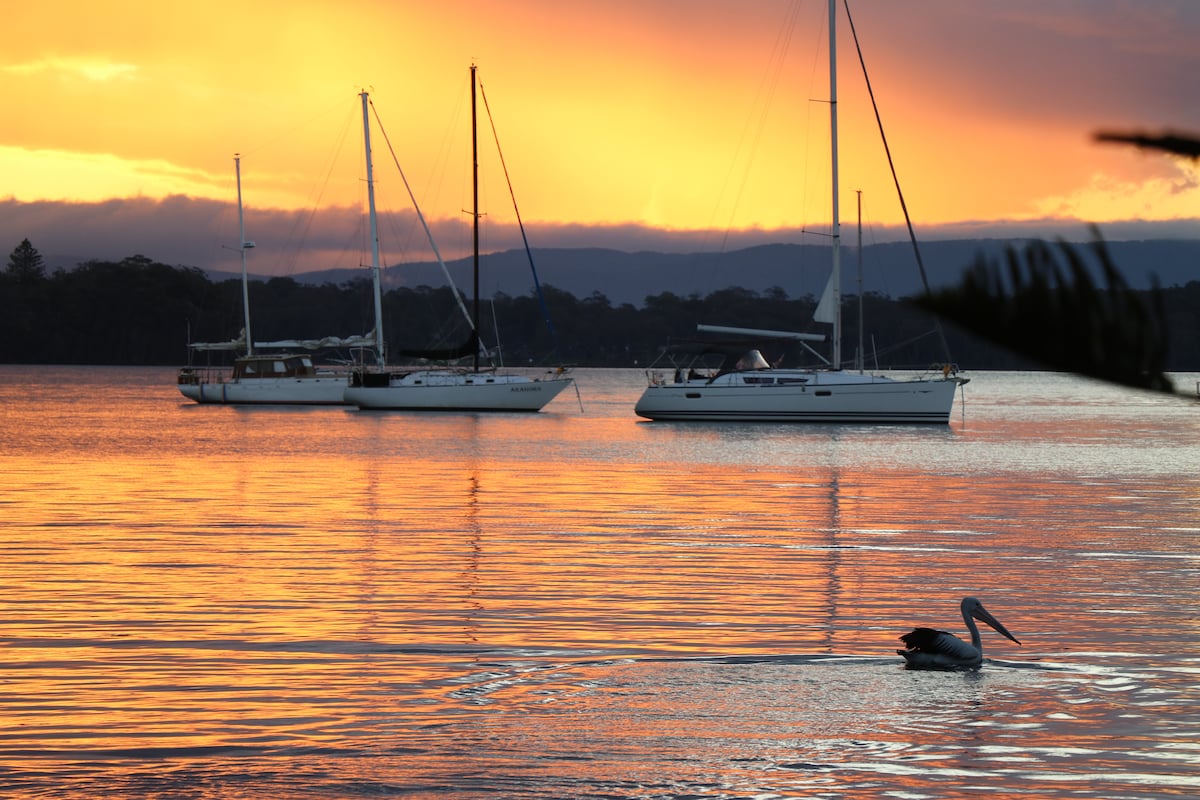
left=4, top=239, right=1198, bottom=371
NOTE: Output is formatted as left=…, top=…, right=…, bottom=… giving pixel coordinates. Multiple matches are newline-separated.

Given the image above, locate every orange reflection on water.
left=10, top=430, right=1190, bottom=664
left=4, top=367, right=1200, bottom=797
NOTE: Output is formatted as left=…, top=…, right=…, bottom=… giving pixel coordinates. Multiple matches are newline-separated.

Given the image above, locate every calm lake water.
left=2, top=365, right=1198, bottom=799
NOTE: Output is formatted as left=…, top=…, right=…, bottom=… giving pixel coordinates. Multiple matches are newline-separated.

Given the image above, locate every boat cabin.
left=232, top=354, right=319, bottom=380
left=662, top=345, right=775, bottom=384
left=732, top=349, right=771, bottom=372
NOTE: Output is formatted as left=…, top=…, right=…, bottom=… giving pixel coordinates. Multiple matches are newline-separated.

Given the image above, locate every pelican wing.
left=899, top=627, right=948, bottom=651
left=898, top=627, right=981, bottom=664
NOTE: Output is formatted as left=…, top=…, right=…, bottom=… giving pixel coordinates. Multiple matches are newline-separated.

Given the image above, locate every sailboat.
left=344, top=66, right=573, bottom=412
left=634, top=0, right=966, bottom=424
left=176, top=157, right=378, bottom=405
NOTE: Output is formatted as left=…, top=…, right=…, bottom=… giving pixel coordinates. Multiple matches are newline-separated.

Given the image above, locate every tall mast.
left=235, top=154, right=253, bottom=356
left=856, top=188, right=864, bottom=372
left=828, top=0, right=842, bottom=369
left=471, top=64, right=481, bottom=373
left=361, top=91, right=385, bottom=363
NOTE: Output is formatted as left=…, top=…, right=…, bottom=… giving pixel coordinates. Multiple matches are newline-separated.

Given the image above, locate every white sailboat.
left=344, top=66, right=573, bottom=412
left=176, top=156, right=377, bottom=405
left=634, top=0, right=966, bottom=424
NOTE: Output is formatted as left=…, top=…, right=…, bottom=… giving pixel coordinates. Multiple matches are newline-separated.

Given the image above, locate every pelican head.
left=964, top=596, right=1021, bottom=647
left=897, top=596, right=1021, bottom=670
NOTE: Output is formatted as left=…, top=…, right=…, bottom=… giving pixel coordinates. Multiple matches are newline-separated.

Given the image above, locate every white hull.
left=178, top=375, right=350, bottom=405
left=346, top=371, right=573, bottom=412
left=635, top=370, right=961, bottom=423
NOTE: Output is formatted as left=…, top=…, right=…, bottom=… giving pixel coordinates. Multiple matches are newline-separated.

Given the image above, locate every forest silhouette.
left=4, top=239, right=1198, bottom=373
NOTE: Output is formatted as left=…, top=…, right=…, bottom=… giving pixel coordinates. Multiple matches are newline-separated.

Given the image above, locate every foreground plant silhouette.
left=917, top=130, right=1199, bottom=396
left=1093, top=129, right=1200, bottom=159
left=916, top=231, right=1174, bottom=394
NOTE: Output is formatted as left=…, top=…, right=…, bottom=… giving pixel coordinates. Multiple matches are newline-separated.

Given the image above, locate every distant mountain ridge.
left=211, top=239, right=1200, bottom=307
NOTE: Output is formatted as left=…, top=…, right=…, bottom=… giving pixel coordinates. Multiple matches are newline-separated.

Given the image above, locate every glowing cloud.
left=1033, top=163, right=1200, bottom=223
left=0, top=146, right=226, bottom=204
left=3, top=57, right=139, bottom=82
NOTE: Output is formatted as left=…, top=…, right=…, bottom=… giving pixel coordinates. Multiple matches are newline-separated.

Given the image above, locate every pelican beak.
left=973, top=605, right=1021, bottom=645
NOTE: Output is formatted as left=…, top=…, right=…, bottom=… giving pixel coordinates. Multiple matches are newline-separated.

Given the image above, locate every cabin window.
left=734, top=349, right=770, bottom=370
left=744, top=376, right=776, bottom=385
left=815, top=390, right=832, bottom=396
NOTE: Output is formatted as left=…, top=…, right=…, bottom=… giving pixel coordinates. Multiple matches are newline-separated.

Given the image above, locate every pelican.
left=897, top=596, right=1021, bottom=670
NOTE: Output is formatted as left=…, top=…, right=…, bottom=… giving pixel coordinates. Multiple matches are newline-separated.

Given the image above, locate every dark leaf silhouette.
left=1094, top=130, right=1200, bottom=159
left=915, top=229, right=1175, bottom=394
left=917, top=130, right=1200, bottom=395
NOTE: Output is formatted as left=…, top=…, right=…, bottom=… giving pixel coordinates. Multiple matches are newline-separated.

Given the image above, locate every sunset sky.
left=3, top=0, right=1199, bottom=276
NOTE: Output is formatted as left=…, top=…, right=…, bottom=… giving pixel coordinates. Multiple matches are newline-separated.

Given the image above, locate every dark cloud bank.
left=4, top=197, right=1198, bottom=307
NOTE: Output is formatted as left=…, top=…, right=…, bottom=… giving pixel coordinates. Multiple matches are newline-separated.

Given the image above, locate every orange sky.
left=3, top=0, right=1199, bottom=272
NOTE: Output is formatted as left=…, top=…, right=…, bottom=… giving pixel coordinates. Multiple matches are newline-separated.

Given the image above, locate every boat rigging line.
left=476, top=71, right=560, bottom=351
left=842, top=0, right=954, bottom=365
left=366, top=97, right=477, bottom=336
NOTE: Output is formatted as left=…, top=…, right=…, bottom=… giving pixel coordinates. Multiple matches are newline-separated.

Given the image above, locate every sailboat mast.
left=235, top=155, right=253, bottom=356
left=361, top=91, right=386, bottom=364
left=857, top=188, right=863, bottom=372
left=471, top=64, right=481, bottom=373
left=828, top=0, right=842, bottom=370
